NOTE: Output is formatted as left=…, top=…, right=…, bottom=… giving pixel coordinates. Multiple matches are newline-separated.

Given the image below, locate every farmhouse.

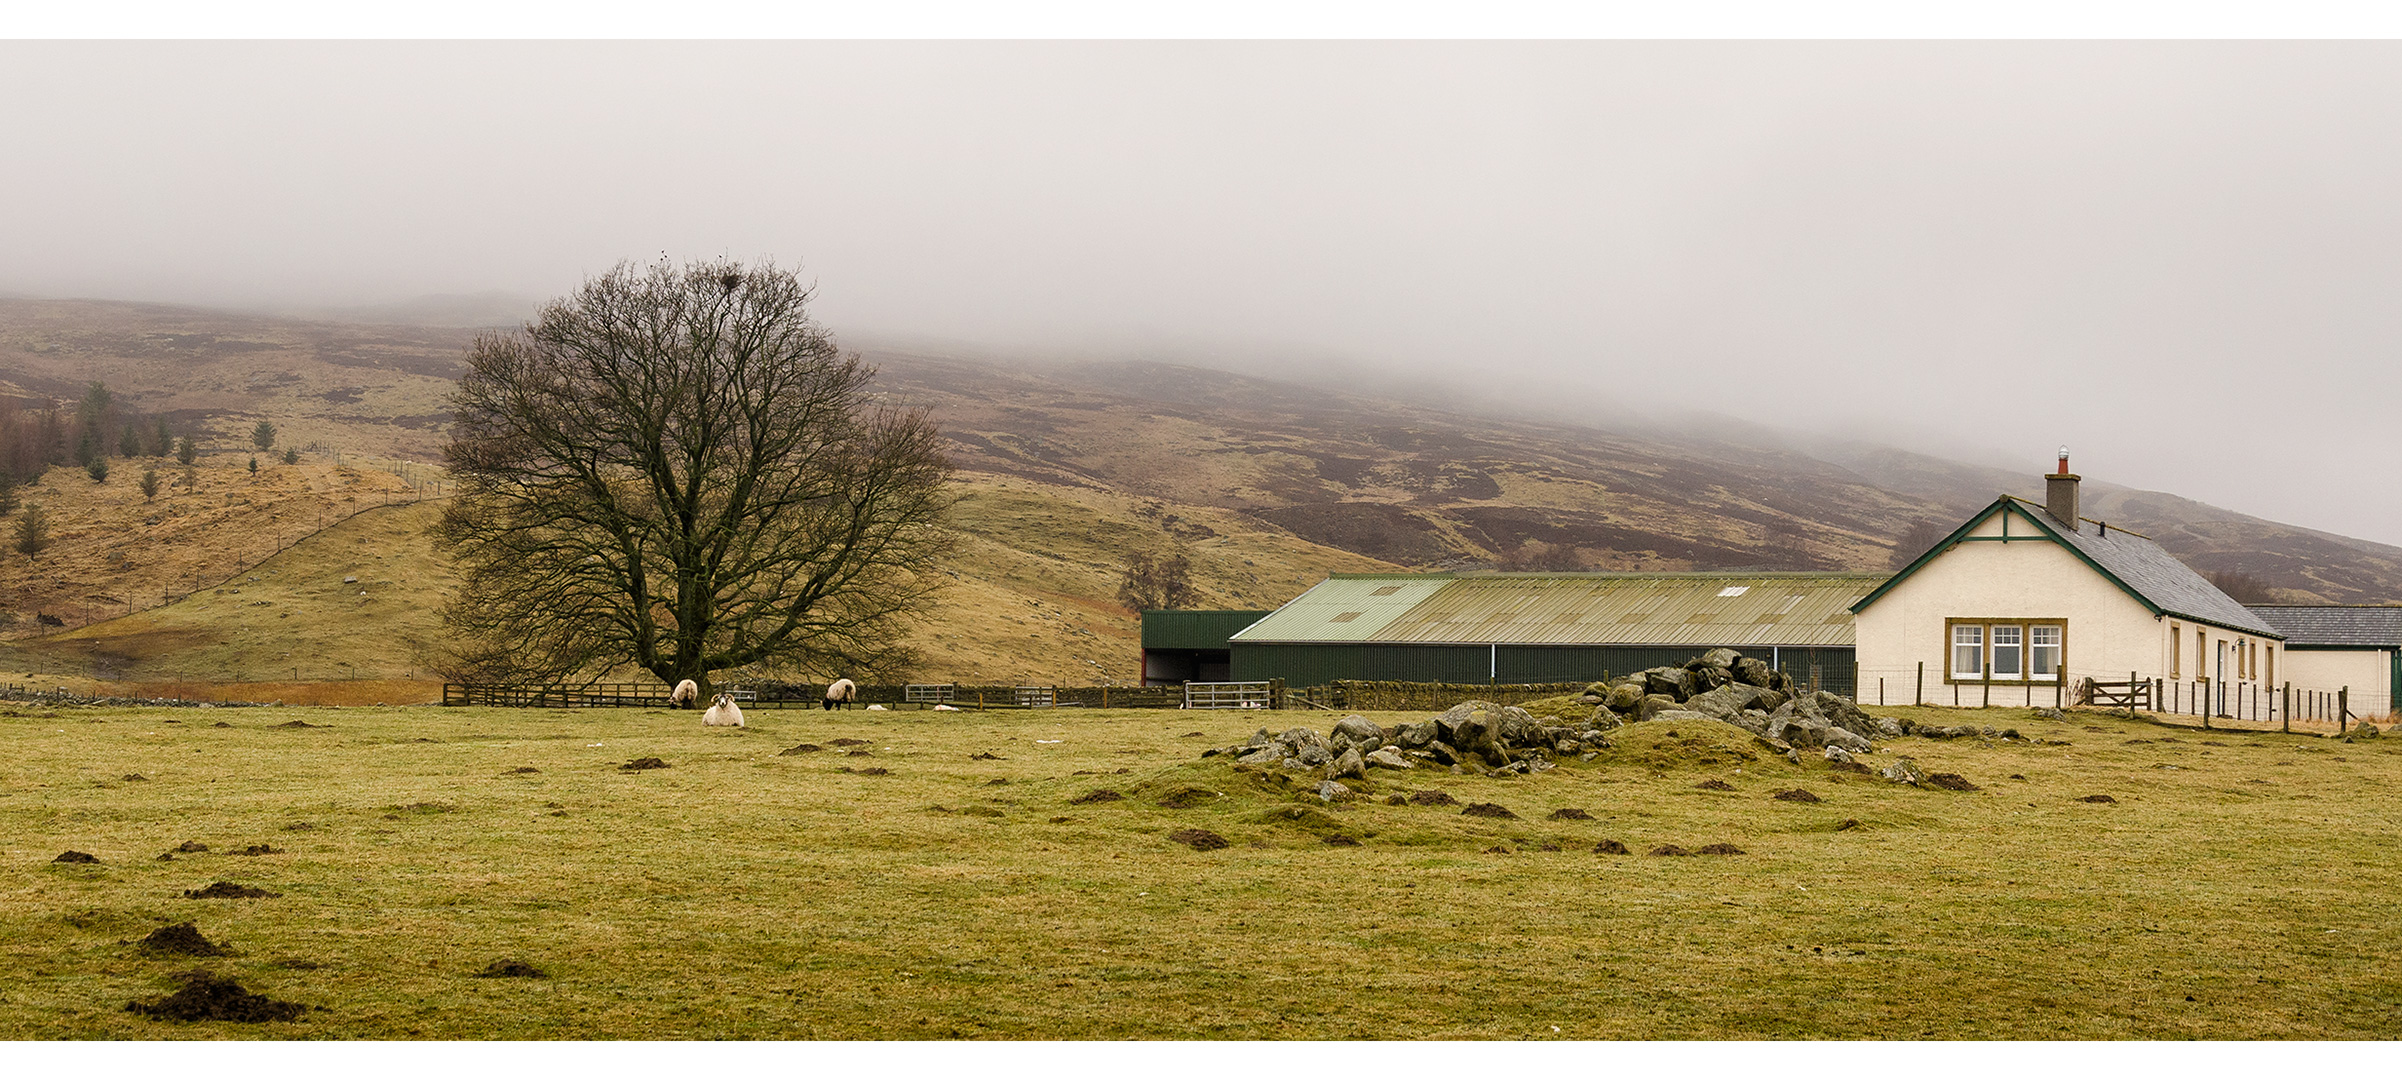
left=1216, top=571, right=1881, bottom=693
left=2242, top=605, right=2402, bottom=718
left=1849, top=454, right=2288, bottom=714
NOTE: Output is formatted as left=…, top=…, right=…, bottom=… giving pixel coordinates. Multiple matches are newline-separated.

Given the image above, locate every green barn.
left=1223, top=571, right=1883, bottom=695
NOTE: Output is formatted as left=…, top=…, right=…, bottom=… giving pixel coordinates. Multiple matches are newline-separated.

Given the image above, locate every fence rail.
left=1182, top=681, right=1273, bottom=709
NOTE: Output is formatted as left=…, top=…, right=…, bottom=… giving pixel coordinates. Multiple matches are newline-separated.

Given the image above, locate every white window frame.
left=1946, top=618, right=2067, bottom=684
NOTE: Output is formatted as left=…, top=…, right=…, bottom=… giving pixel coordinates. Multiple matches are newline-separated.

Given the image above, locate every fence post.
left=2128, top=671, right=2137, bottom=720
left=2339, top=687, right=2348, bottom=734
left=1982, top=658, right=1991, bottom=709
left=1879, top=678, right=1885, bottom=707
left=1916, top=661, right=1924, bottom=707
left=2282, top=682, right=2290, bottom=734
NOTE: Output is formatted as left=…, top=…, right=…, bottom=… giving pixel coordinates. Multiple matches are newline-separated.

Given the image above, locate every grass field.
left=4, top=700, right=2400, bottom=1040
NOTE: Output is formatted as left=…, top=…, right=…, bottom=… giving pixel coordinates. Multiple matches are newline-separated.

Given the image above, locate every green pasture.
left=2, top=700, right=2398, bottom=1039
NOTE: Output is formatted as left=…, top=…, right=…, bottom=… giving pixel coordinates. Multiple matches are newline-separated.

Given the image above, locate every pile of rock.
left=1577, top=647, right=1899, bottom=754
left=1205, top=700, right=1615, bottom=781
left=1203, top=649, right=1935, bottom=789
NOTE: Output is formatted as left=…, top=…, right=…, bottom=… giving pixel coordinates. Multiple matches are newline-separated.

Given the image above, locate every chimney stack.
left=2045, top=446, right=2079, bottom=532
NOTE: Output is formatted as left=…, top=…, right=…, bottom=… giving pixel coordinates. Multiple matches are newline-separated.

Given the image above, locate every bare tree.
left=1117, top=550, right=1199, bottom=611
left=2205, top=569, right=2274, bottom=604
left=434, top=258, right=952, bottom=692
left=1890, top=518, right=1951, bottom=570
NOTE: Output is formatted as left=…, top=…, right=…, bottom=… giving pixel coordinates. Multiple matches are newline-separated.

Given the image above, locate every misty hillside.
left=0, top=297, right=2394, bottom=689
left=861, top=346, right=2402, bottom=604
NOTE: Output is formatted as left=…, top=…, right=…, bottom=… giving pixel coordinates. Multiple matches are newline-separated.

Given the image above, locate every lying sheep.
left=669, top=679, right=700, bottom=709
left=823, top=678, right=856, bottom=711
left=701, top=692, right=745, bottom=728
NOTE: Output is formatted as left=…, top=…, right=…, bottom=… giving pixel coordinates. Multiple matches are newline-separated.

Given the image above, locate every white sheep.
left=669, top=679, right=700, bottom=708
left=823, top=678, right=857, bottom=711
left=701, top=692, right=745, bottom=727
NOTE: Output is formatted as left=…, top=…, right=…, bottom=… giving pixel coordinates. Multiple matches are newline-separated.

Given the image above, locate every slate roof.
left=1856, top=495, right=2283, bottom=639
left=2243, top=605, right=2402, bottom=648
left=1232, top=572, right=1882, bottom=648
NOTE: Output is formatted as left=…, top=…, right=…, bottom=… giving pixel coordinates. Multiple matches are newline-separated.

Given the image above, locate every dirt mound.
left=505, top=766, right=539, bottom=774
left=1181, top=731, right=1206, bottom=738
left=471, top=960, right=546, bottom=979
left=969, top=751, right=1005, bottom=760
left=2079, top=794, right=2118, bottom=804
left=1460, top=802, right=1517, bottom=819
left=1696, top=843, right=1746, bottom=855
left=183, top=882, right=279, bottom=899
left=1773, top=788, right=1821, bottom=803
left=236, top=845, right=283, bottom=856
left=845, top=749, right=875, bottom=757
left=1835, top=818, right=1864, bottom=831
left=138, top=922, right=227, bottom=956
left=1322, top=834, right=1361, bottom=846
left=1593, top=839, right=1630, bottom=854
left=959, top=806, right=1003, bottom=818
left=126, top=971, right=306, bottom=1022
left=1409, top=790, right=1460, bottom=806
left=1548, top=808, right=1594, bottom=821
left=1068, top=789, right=1124, bottom=805
left=399, top=801, right=456, bottom=813
left=1927, top=773, right=1980, bottom=792
left=829, top=738, right=870, bottom=746
left=1483, top=845, right=1513, bottom=854
left=777, top=744, right=823, bottom=755
left=1694, top=779, right=1736, bottom=792
left=620, top=758, right=669, bottom=771
left=1168, top=828, right=1229, bottom=851
left=212, top=722, right=233, bottom=728
left=174, top=841, right=208, bottom=853
left=122, top=773, right=148, bottom=781
left=836, top=766, right=890, bottom=776
left=1155, top=787, right=1219, bottom=809
left=53, top=850, right=100, bottom=864
left=1648, top=844, right=1694, bottom=857
left=272, top=720, right=324, bottom=729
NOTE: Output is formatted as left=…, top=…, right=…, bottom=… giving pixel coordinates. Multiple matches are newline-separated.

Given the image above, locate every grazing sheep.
left=823, top=678, right=857, bottom=711
left=669, top=679, right=700, bottom=708
left=701, top=692, right=745, bottom=728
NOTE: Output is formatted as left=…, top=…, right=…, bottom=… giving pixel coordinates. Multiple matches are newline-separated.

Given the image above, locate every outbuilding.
left=1850, top=454, right=2285, bottom=713
left=2242, top=605, right=2402, bottom=719
left=1226, top=571, right=1881, bottom=694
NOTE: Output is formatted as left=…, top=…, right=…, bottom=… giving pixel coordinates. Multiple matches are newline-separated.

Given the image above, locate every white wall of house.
left=2278, top=648, right=2395, bottom=719
left=1853, top=504, right=2283, bottom=711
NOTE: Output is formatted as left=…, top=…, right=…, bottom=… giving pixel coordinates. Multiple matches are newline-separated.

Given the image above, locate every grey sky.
left=3, top=41, right=2398, bottom=544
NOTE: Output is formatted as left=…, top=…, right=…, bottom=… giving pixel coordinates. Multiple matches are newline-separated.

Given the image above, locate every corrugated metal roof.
left=1230, top=575, right=1457, bottom=643
left=2245, top=605, right=2402, bottom=648
left=1233, top=572, right=1881, bottom=647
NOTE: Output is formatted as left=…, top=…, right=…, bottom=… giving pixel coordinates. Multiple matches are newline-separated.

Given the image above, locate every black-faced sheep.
left=823, top=678, right=857, bottom=711
left=701, top=692, right=745, bottom=727
left=669, top=679, right=700, bottom=708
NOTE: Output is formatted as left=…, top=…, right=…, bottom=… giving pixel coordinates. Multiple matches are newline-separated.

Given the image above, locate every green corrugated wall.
left=1232, top=642, right=1857, bottom=695
left=1140, top=610, right=1272, bottom=651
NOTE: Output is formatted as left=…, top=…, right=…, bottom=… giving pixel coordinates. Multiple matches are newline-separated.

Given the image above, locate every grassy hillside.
left=0, top=472, right=1394, bottom=692
left=4, top=701, right=2398, bottom=1038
